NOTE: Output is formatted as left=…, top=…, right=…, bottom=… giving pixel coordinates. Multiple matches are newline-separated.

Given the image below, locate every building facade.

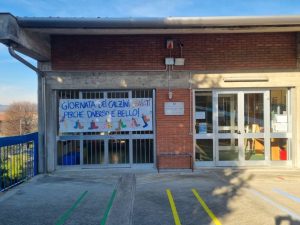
left=1, top=13, right=300, bottom=172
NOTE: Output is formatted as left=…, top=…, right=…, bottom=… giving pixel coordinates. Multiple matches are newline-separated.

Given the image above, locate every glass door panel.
left=244, top=93, right=264, bottom=133
left=195, top=92, right=213, bottom=133
left=244, top=138, right=265, bottom=160
left=216, top=93, right=240, bottom=164
left=244, top=93, right=265, bottom=161
left=195, top=91, right=215, bottom=166
left=218, top=94, right=238, bottom=134
left=195, top=139, right=213, bottom=161
left=218, top=138, right=239, bottom=161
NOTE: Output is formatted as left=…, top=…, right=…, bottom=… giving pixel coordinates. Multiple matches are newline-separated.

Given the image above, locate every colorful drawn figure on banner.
left=60, top=115, right=68, bottom=129
left=74, top=120, right=84, bottom=129
left=131, top=117, right=140, bottom=128
left=142, top=114, right=150, bottom=128
left=106, top=115, right=112, bottom=129
left=116, top=119, right=127, bottom=131
left=88, top=120, right=99, bottom=130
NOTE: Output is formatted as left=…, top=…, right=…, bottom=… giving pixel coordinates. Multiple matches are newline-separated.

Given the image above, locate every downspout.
left=8, top=45, right=47, bottom=174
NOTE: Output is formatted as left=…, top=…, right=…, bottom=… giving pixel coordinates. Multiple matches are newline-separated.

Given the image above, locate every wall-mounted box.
left=164, top=102, right=184, bottom=115
left=175, top=58, right=185, bottom=66
left=165, top=57, right=174, bottom=65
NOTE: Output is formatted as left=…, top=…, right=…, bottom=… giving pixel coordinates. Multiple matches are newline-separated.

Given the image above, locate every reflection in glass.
left=195, top=92, right=213, bottom=133
left=271, top=138, right=288, bottom=161
left=218, top=139, right=238, bottom=161
left=244, top=138, right=265, bottom=160
left=195, top=139, right=213, bottom=161
left=244, top=93, right=264, bottom=133
left=218, top=94, right=237, bottom=133
left=271, top=90, right=288, bottom=133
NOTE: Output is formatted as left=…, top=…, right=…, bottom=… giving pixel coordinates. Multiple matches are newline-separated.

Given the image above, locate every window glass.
left=271, top=90, right=288, bottom=133
left=245, top=138, right=265, bottom=160
left=218, top=139, right=238, bottom=161
left=244, top=93, right=264, bottom=133
left=271, top=138, right=288, bottom=161
left=218, top=94, right=238, bottom=134
left=195, top=139, right=213, bottom=161
left=195, top=92, right=213, bottom=133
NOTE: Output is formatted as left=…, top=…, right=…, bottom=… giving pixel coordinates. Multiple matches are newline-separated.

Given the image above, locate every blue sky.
left=1, top=0, right=300, bottom=104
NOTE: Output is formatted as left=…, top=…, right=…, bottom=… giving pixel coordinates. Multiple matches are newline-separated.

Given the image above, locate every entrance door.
left=241, top=91, right=269, bottom=165
left=215, top=92, right=239, bottom=166
left=215, top=90, right=269, bottom=166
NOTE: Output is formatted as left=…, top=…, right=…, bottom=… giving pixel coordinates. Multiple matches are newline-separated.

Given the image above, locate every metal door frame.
left=195, top=89, right=271, bottom=167
left=214, top=90, right=270, bottom=166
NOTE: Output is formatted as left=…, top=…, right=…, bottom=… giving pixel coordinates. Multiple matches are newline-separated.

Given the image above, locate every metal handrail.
left=0, top=132, right=38, bottom=192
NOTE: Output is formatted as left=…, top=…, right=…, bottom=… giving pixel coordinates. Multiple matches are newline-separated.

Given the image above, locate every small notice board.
left=164, top=102, right=184, bottom=115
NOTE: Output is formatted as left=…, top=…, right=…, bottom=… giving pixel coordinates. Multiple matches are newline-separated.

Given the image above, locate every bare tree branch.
left=2, top=102, right=38, bottom=136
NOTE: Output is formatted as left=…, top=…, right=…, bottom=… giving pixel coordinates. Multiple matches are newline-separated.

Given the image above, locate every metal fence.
left=0, top=132, right=38, bottom=192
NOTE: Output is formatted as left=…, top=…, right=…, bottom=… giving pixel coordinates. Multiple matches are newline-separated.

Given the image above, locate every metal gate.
left=56, top=89, right=155, bottom=168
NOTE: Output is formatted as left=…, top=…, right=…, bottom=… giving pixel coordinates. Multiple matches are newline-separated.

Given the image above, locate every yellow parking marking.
left=166, top=189, right=182, bottom=225
left=192, top=189, right=222, bottom=225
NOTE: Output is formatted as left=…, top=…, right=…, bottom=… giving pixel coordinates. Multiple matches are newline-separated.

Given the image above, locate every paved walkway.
left=1, top=168, right=300, bottom=225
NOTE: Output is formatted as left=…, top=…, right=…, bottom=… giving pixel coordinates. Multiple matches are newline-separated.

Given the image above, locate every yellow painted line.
left=166, top=189, right=182, bottom=225
left=192, top=189, right=222, bottom=225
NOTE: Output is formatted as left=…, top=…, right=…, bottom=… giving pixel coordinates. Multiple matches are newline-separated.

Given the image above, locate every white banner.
left=59, top=98, right=153, bottom=133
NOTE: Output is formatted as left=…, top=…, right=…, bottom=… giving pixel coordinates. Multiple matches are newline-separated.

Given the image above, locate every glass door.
left=242, top=92, right=269, bottom=165
left=215, top=90, right=269, bottom=166
left=194, top=92, right=215, bottom=166
left=215, top=92, right=240, bottom=166
left=195, top=89, right=291, bottom=167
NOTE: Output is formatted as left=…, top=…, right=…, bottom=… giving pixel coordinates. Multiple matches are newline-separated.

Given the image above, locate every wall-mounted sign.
left=59, top=98, right=152, bottom=133
left=164, top=102, right=184, bottom=115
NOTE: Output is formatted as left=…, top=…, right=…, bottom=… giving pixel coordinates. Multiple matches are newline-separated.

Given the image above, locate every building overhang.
left=2, top=13, right=300, bottom=61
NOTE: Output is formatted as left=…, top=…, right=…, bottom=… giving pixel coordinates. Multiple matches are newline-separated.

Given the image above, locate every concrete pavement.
left=0, top=168, right=300, bottom=225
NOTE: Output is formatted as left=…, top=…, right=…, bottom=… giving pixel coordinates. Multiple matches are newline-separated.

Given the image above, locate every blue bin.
left=63, top=152, right=80, bottom=165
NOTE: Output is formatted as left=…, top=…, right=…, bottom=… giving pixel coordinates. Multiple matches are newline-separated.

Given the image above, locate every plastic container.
left=280, top=149, right=287, bottom=160
left=63, top=152, right=80, bottom=165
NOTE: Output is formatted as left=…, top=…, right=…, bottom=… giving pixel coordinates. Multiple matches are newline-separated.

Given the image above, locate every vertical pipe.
left=42, top=76, right=47, bottom=172
left=34, top=134, right=38, bottom=175
left=152, top=89, right=157, bottom=167
left=189, top=72, right=193, bottom=136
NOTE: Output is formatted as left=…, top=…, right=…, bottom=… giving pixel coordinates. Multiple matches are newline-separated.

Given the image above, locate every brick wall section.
left=52, top=33, right=296, bottom=71
left=156, top=89, right=193, bottom=169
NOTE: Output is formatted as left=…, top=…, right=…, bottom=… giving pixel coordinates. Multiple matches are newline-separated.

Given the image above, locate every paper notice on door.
left=195, top=111, right=206, bottom=120
left=199, top=123, right=207, bottom=133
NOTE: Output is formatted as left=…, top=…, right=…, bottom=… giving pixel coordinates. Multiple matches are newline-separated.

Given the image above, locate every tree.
left=2, top=102, right=38, bottom=136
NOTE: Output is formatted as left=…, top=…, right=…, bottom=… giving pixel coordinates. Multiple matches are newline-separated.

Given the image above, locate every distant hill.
left=0, top=105, right=8, bottom=112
